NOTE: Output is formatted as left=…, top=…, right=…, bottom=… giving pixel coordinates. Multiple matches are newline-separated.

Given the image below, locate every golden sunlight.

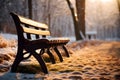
left=91, top=0, right=112, bottom=3
left=101, top=0, right=112, bottom=3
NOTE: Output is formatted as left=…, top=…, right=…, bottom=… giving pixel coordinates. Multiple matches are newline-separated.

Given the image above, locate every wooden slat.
left=18, top=15, right=48, bottom=29
left=23, top=27, right=50, bottom=36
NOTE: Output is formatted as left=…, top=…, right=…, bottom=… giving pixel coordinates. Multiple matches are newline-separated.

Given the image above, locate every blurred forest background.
left=0, top=0, right=120, bottom=40
left=0, top=0, right=75, bottom=37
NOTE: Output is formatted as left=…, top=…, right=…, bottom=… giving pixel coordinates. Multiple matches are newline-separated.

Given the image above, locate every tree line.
left=0, top=0, right=120, bottom=40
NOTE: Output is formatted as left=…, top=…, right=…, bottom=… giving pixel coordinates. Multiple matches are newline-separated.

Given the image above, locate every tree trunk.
left=28, top=0, right=32, bottom=19
left=117, top=0, right=120, bottom=13
left=117, top=0, right=120, bottom=38
left=66, top=0, right=81, bottom=40
left=76, top=0, right=86, bottom=39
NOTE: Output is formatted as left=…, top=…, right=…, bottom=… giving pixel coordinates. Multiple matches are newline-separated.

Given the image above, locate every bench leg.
left=32, top=51, right=48, bottom=74
left=47, top=48, right=56, bottom=64
left=54, top=47, right=63, bottom=62
left=62, top=45, right=70, bottom=57
left=11, top=47, right=23, bottom=72
left=11, top=55, right=23, bottom=72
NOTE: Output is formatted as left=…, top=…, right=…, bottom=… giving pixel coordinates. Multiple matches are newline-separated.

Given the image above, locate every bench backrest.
left=10, top=12, right=50, bottom=41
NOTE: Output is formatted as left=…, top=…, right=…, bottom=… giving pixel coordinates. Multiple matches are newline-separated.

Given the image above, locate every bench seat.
left=23, top=38, right=69, bottom=49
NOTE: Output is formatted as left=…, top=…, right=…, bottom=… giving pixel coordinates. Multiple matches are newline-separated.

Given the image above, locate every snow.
left=0, top=33, right=120, bottom=80
left=0, top=33, right=17, bottom=40
left=0, top=33, right=76, bottom=41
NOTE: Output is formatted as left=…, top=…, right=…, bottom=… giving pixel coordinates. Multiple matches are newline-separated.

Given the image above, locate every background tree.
left=28, top=0, right=32, bottom=19
left=66, top=0, right=86, bottom=40
left=66, top=0, right=80, bottom=40
left=0, top=0, right=74, bottom=37
left=33, top=0, right=74, bottom=37
left=117, top=0, right=120, bottom=38
left=76, top=0, right=86, bottom=40
left=117, top=0, right=120, bottom=12
left=0, top=0, right=28, bottom=33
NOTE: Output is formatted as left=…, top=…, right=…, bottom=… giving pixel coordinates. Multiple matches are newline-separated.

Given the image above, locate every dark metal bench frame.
left=10, top=12, right=70, bottom=74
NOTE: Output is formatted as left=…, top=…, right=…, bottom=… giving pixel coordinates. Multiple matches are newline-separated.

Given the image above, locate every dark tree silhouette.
left=28, top=0, right=32, bottom=19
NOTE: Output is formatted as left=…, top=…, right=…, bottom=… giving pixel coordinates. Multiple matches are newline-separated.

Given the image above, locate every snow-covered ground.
left=0, top=33, right=120, bottom=80
left=0, top=33, right=17, bottom=40
left=0, top=33, right=76, bottom=42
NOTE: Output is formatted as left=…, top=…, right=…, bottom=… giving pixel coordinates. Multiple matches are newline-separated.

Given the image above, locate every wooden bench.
left=10, top=12, right=70, bottom=74
left=86, top=31, right=97, bottom=40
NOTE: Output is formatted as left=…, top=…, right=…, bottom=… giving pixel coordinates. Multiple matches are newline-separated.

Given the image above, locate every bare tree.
left=66, top=0, right=80, bottom=40
left=76, top=0, right=86, bottom=40
left=28, top=0, right=32, bottom=19
left=117, top=0, right=120, bottom=13
left=66, top=0, right=86, bottom=40
left=117, top=0, right=120, bottom=38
